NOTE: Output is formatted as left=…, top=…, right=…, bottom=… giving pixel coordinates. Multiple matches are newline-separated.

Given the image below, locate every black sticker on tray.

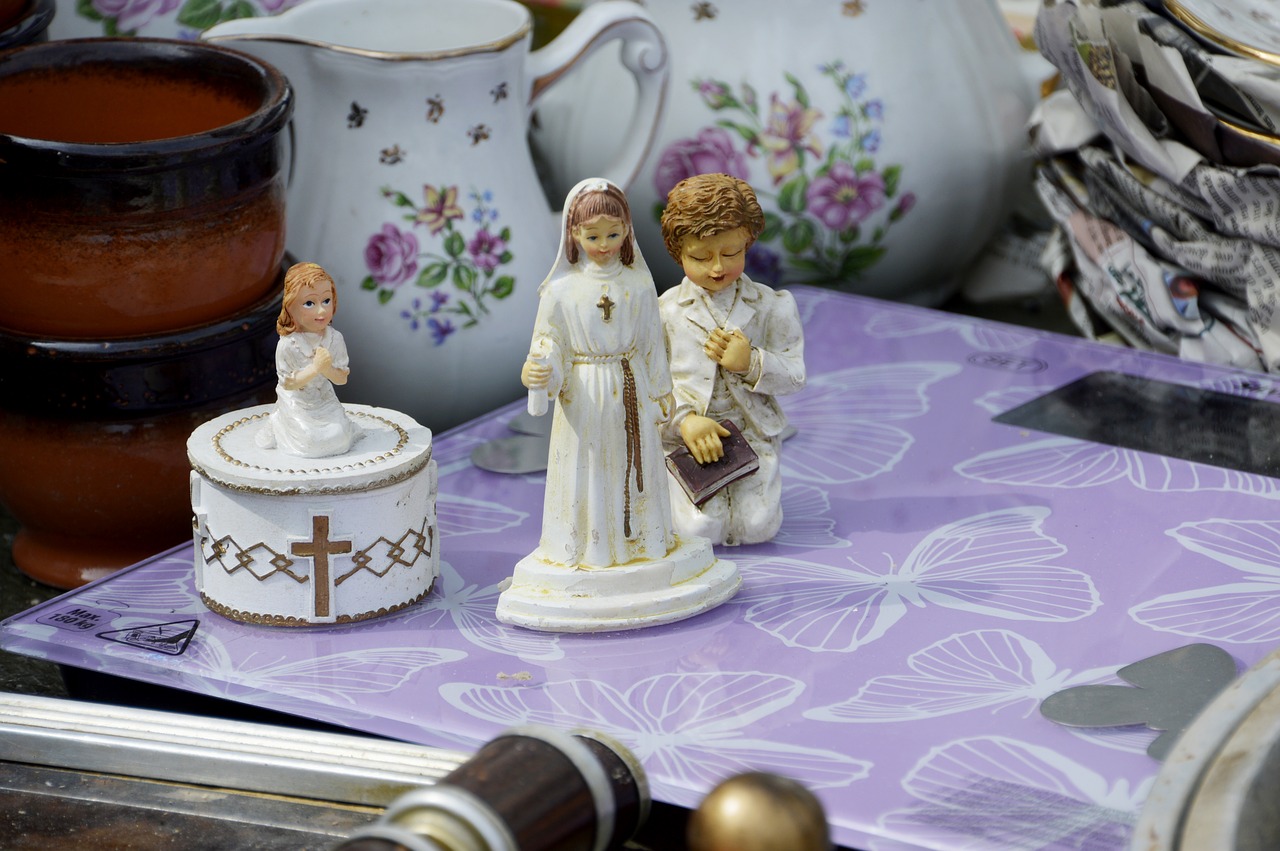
left=97, top=619, right=199, bottom=656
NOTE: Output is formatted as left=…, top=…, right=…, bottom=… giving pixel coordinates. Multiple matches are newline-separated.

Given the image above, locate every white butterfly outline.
left=734, top=507, right=1100, bottom=653
left=874, top=735, right=1148, bottom=851
left=864, top=309, right=1037, bottom=352
left=1130, top=518, right=1280, bottom=644
left=783, top=362, right=960, bottom=485
left=805, top=628, right=1117, bottom=723
left=773, top=483, right=851, bottom=549
left=439, top=670, right=872, bottom=808
left=399, top=560, right=563, bottom=661
left=94, top=626, right=467, bottom=715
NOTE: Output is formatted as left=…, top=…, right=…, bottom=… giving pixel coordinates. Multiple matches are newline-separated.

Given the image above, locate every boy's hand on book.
left=681, top=414, right=732, bottom=464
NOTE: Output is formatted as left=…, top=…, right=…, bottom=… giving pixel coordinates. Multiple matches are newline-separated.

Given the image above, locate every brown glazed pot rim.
left=0, top=37, right=293, bottom=173
left=0, top=269, right=285, bottom=417
left=0, top=0, right=54, bottom=50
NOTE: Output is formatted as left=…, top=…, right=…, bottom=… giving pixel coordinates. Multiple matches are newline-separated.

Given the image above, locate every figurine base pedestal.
left=495, top=537, right=739, bottom=633
left=187, top=404, right=439, bottom=626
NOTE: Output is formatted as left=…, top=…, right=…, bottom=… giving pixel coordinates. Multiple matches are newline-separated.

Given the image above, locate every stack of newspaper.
left=1033, top=0, right=1280, bottom=371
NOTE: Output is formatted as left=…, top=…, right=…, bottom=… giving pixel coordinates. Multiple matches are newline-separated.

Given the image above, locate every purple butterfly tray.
left=5, top=287, right=1279, bottom=851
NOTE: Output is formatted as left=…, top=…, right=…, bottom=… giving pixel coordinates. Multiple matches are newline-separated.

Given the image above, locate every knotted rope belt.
left=570, top=351, right=643, bottom=539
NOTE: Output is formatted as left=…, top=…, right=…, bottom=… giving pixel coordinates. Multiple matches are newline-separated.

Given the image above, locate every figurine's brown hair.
left=660, top=173, right=765, bottom=264
left=277, top=261, right=338, bottom=336
left=564, top=183, right=635, bottom=266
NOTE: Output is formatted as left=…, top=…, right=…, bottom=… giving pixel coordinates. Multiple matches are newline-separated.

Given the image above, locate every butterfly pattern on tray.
left=874, top=736, right=1149, bottom=851
left=439, top=670, right=873, bottom=807
left=733, top=507, right=1101, bottom=653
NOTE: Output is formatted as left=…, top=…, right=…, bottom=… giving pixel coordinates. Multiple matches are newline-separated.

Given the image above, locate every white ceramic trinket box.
left=188, top=404, right=438, bottom=625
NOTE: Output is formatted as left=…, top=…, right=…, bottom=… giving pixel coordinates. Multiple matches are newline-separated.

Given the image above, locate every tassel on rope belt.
left=571, top=350, right=642, bottom=538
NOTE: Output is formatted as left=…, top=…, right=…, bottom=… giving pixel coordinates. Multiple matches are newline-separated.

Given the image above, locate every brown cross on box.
left=291, top=515, right=352, bottom=619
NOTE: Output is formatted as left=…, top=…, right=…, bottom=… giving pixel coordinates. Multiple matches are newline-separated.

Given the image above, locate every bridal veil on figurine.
left=186, top=262, right=439, bottom=626
left=496, top=178, right=740, bottom=633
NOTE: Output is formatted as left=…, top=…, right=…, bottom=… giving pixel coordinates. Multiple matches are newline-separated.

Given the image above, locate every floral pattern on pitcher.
left=653, top=63, right=914, bottom=286
left=362, top=184, right=516, bottom=344
left=76, top=0, right=295, bottom=37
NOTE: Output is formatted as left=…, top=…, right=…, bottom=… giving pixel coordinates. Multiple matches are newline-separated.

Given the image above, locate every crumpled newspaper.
left=1032, top=0, right=1280, bottom=371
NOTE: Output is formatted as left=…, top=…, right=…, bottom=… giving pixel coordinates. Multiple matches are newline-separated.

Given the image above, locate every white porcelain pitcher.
left=532, top=0, right=1035, bottom=304
left=204, top=0, right=668, bottom=431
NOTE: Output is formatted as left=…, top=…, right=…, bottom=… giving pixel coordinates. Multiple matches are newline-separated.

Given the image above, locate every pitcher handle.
left=527, top=1, right=668, bottom=192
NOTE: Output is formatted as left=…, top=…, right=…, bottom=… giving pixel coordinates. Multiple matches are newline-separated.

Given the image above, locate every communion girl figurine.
left=519, top=178, right=674, bottom=567
left=498, top=178, right=740, bottom=632
left=255, top=261, right=362, bottom=458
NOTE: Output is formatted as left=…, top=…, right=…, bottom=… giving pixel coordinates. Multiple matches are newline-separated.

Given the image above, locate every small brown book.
left=666, top=419, right=759, bottom=506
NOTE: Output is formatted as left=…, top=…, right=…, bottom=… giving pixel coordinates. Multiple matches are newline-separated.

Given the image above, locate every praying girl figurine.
left=255, top=261, right=362, bottom=458
left=497, top=178, right=739, bottom=632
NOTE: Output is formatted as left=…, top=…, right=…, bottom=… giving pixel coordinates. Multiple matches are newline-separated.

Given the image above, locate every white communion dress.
left=256, top=327, right=361, bottom=458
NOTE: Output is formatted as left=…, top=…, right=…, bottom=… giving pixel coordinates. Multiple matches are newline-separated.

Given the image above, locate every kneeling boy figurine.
left=659, top=173, right=806, bottom=545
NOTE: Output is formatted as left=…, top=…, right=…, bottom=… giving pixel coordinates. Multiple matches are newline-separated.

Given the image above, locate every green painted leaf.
left=838, top=226, right=861, bottom=244
left=759, top=212, right=784, bottom=244
left=377, top=288, right=394, bottom=305
left=453, top=264, right=478, bottom=291
left=883, top=165, right=902, bottom=197
left=391, top=191, right=415, bottom=208
left=499, top=227, right=512, bottom=242
left=498, top=251, right=513, bottom=265
left=777, top=176, right=809, bottom=214
left=492, top=276, right=515, bottom=299
left=444, top=231, right=465, bottom=258
left=360, top=275, right=378, bottom=291
left=177, top=0, right=224, bottom=31
left=840, top=245, right=888, bottom=278
left=76, top=0, right=104, bottom=21
left=416, top=263, right=449, bottom=288
left=223, top=0, right=255, bottom=20
left=854, top=157, right=875, bottom=175
left=782, top=219, right=817, bottom=255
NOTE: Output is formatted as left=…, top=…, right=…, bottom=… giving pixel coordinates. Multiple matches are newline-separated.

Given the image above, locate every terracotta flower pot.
left=0, top=37, right=291, bottom=339
left=0, top=286, right=283, bottom=589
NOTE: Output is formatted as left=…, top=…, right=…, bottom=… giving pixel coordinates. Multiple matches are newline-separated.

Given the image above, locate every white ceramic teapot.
left=532, top=0, right=1036, bottom=303
left=204, top=0, right=668, bottom=430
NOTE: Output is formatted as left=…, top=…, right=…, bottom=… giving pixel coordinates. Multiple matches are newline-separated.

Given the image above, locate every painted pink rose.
left=365, top=223, right=419, bottom=287
left=653, top=128, right=750, bottom=200
left=92, top=0, right=179, bottom=32
left=806, top=162, right=886, bottom=230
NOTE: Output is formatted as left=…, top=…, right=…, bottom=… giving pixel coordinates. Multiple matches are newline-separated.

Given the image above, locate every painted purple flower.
left=430, top=290, right=449, bottom=312
left=401, top=298, right=423, bottom=330
left=845, top=73, right=868, bottom=99
left=859, top=130, right=882, bottom=153
left=805, top=161, right=886, bottom=230
left=428, top=317, right=456, bottom=346
left=695, top=79, right=733, bottom=110
left=831, top=114, right=852, bottom=139
left=257, top=0, right=303, bottom=13
left=653, top=128, right=751, bottom=199
left=365, top=223, right=419, bottom=287
left=863, top=99, right=884, bottom=120
left=92, top=0, right=179, bottom=32
left=890, top=191, right=917, bottom=221
left=746, top=245, right=782, bottom=285
left=759, top=94, right=823, bottom=183
left=467, top=229, right=507, bottom=273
